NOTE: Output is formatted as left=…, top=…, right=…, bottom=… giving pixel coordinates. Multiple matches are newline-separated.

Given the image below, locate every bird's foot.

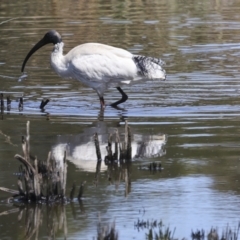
left=99, top=96, right=105, bottom=110
left=109, top=103, right=126, bottom=111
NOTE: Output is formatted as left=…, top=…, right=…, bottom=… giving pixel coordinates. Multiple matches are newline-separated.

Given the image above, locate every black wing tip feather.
left=133, top=55, right=165, bottom=76
left=133, top=55, right=165, bottom=65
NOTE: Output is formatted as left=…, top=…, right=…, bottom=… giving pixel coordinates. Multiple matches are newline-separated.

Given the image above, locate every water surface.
left=0, top=0, right=240, bottom=239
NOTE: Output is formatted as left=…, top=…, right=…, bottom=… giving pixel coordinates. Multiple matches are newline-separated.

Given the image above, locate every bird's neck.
left=51, top=42, right=68, bottom=77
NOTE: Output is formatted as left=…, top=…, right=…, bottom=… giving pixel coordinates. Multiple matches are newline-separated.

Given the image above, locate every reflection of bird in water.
left=51, top=122, right=166, bottom=172
left=21, top=30, right=166, bottom=109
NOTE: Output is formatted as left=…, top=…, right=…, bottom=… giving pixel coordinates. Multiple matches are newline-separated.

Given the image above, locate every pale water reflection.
left=51, top=121, right=166, bottom=172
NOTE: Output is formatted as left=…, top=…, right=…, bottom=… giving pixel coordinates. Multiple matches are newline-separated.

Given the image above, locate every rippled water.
left=0, top=0, right=240, bottom=239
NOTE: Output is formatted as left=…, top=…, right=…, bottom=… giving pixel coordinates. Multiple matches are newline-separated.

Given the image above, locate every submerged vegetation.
left=96, top=217, right=118, bottom=240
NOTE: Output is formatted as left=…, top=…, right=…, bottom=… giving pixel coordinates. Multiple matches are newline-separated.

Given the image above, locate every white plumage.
left=22, top=30, right=166, bottom=109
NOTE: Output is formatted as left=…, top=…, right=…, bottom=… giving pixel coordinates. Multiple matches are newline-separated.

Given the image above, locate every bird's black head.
left=43, top=30, right=62, bottom=45
left=21, top=30, right=62, bottom=72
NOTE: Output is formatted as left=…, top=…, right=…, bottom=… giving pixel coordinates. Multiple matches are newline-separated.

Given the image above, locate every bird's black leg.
left=99, top=96, right=105, bottom=109
left=110, top=87, right=128, bottom=107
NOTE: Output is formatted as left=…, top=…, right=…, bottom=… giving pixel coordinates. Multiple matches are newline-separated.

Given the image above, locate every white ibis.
left=21, top=30, right=166, bottom=109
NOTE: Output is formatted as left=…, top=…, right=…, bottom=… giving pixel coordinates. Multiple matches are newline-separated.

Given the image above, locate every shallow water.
left=0, top=0, right=240, bottom=239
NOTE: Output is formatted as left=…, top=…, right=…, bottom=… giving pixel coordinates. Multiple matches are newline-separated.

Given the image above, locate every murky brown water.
left=1, top=0, right=240, bottom=239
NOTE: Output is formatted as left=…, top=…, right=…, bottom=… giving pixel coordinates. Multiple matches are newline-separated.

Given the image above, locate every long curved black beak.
left=21, top=37, right=49, bottom=72
left=21, top=30, right=62, bottom=73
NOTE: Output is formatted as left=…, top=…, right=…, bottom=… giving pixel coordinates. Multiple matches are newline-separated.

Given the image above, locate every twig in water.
left=113, top=129, right=119, bottom=160
left=6, top=96, right=11, bottom=111
left=0, top=187, right=19, bottom=195
left=106, top=133, right=113, bottom=162
left=0, top=208, right=19, bottom=216
left=18, top=97, right=23, bottom=111
left=0, top=130, right=18, bottom=147
left=0, top=18, right=18, bottom=25
left=94, top=133, right=102, bottom=161
left=69, top=182, right=75, bottom=201
left=78, top=181, right=86, bottom=200
left=0, top=93, right=4, bottom=110
left=126, top=122, right=132, bottom=161
left=40, top=99, right=49, bottom=110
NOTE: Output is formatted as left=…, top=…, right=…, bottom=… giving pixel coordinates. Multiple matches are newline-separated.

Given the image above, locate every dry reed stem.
left=94, top=133, right=102, bottom=161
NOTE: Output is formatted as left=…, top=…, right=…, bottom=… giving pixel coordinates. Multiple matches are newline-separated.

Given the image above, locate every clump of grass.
left=136, top=219, right=240, bottom=240
left=0, top=121, right=84, bottom=203
left=147, top=226, right=176, bottom=240
left=135, top=219, right=175, bottom=240
left=191, top=229, right=205, bottom=240
left=192, top=224, right=240, bottom=240
left=207, top=223, right=240, bottom=240
left=96, top=218, right=118, bottom=240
